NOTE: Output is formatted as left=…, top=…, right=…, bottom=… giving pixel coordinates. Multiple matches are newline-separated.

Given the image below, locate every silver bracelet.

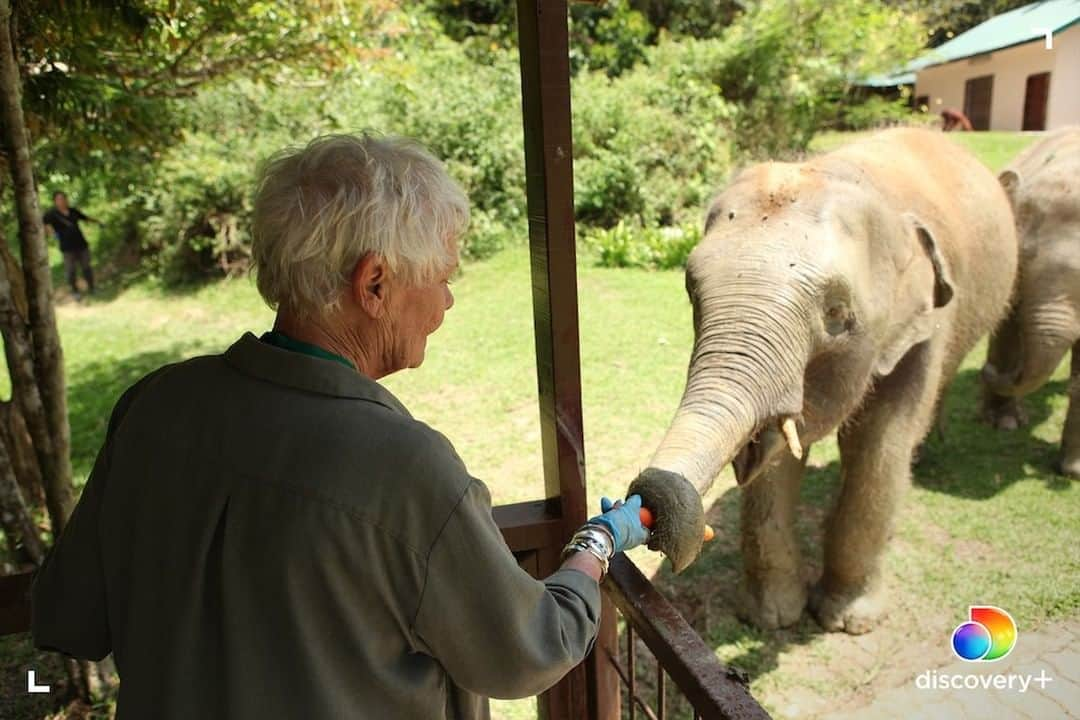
left=561, top=523, right=616, bottom=578
left=561, top=540, right=609, bottom=577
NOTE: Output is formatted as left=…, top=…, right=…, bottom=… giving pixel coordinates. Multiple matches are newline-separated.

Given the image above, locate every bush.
left=585, top=220, right=701, bottom=269
left=572, top=46, right=732, bottom=229
left=840, top=94, right=917, bottom=130
left=683, top=0, right=924, bottom=159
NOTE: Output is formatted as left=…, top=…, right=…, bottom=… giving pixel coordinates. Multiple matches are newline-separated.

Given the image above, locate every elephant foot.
left=1057, top=455, right=1080, bottom=479
left=981, top=396, right=1027, bottom=431
left=736, top=573, right=807, bottom=630
left=809, top=580, right=886, bottom=635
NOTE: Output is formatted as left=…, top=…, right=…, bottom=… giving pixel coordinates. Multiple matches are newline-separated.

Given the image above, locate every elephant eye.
left=825, top=304, right=854, bottom=336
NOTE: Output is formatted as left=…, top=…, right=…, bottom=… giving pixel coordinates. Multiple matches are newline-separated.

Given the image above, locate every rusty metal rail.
left=602, top=554, right=772, bottom=720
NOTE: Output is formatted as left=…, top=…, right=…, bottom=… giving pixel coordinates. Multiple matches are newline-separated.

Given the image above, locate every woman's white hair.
left=252, top=133, right=469, bottom=317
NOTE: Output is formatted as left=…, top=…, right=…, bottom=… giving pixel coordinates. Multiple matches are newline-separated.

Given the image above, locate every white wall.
left=1048, top=23, right=1080, bottom=129
left=913, top=24, right=1079, bottom=131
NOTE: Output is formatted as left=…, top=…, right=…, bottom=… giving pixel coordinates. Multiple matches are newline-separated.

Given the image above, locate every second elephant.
left=628, top=128, right=1019, bottom=633
left=982, top=127, right=1080, bottom=478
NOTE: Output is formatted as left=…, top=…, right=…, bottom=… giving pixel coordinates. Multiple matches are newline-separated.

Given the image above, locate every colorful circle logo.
left=951, top=606, right=1016, bottom=661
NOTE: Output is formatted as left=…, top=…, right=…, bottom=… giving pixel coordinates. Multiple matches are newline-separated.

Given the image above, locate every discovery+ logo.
left=915, top=606, right=1054, bottom=694
left=952, top=605, right=1016, bottom=661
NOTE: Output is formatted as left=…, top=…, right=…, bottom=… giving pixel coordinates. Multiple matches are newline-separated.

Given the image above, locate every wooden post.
left=514, top=1, right=619, bottom=718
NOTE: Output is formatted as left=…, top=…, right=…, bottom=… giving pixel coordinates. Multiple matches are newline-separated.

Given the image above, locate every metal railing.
left=602, top=555, right=771, bottom=720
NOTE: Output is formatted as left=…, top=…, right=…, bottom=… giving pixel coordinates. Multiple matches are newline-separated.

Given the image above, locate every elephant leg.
left=812, top=348, right=937, bottom=634
left=1060, top=342, right=1080, bottom=479
left=737, top=447, right=809, bottom=629
left=981, top=305, right=1028, bottom=430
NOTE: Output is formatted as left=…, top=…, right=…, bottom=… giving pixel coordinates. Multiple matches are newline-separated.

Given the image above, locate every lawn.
left=3, top=130, right=1076, bottom=719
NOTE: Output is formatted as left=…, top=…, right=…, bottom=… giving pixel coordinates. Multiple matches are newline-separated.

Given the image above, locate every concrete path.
left=825, top=619, right=1079, bottom=720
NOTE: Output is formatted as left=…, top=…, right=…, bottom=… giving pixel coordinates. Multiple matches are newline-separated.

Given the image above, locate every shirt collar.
left=223, top=332, right=411, bottom=416
left=260, top=331, right=356, bottom=370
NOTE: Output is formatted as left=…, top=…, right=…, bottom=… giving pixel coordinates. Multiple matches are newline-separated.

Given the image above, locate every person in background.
left=941, top=108, right=973, bottom=132
left=42, top=190, right=98, bottom=298
left=31, top=133, right=652, bottom=719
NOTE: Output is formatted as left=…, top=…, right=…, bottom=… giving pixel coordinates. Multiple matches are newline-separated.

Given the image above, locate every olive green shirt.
left=32, top=332, right=601, bottom=719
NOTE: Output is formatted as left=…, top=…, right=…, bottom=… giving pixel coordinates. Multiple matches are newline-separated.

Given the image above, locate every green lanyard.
left=260, top=331, right=356, bottom=371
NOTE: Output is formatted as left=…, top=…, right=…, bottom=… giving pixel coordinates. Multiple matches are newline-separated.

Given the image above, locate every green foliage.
left=22, top=0, right=395, bottom=176
left=96, top=25, right=735, bottom=282
left=585, top=220, right=702, bottom=269
left=570, top=1, right=653, bottom=76
left=573, top=45, right=731, bottom=229
left=695, top=0, right=924, bottom=158
left=840, top=94, right=917, bottom=130
left=631, top=0, right=742, bottom=38
left=892, top=0, right=1034, bottom=47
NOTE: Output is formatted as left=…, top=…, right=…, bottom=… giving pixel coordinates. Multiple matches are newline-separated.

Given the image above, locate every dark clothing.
left=43, top=207, right=90, bottom=252
left=62, top=247, right=94, bottom=294
left=31, top=332, right=601, bottom=720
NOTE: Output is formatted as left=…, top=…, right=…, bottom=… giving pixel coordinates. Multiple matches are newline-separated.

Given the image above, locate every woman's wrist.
left=560, top=549, right=605, bottom=582
left=561, top=523, right=616, bottom=579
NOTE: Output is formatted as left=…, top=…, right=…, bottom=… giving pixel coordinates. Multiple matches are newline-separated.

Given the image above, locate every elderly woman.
left=31, top=134, right=650, bottom=719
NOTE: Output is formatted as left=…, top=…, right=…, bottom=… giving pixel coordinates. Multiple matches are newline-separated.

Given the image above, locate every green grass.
left=4, top=130, right=1076, bottom=719
left=812, top=129, right=1039, bottom=172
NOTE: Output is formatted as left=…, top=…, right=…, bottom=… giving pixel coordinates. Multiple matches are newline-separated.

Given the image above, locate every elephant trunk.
left=628, top=266, right=816, bottom=572
left=650, top=272, right=815, bottom=494
left=985, top=298, right=1077, bottom=397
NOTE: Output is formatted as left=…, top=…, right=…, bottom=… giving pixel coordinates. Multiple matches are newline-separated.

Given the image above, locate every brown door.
left=1023, top=72, right=1050, bottom=130
left=964, top=75, right=994, bottom=130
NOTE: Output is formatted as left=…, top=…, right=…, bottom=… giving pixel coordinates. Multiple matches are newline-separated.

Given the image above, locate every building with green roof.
left=870, top=0, right=1080, bottom=130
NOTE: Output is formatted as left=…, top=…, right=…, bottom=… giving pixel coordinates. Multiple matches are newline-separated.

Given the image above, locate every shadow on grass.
left=66, top=343, right=204, bottom=480
left=916, top=367, right=1072, bottom=499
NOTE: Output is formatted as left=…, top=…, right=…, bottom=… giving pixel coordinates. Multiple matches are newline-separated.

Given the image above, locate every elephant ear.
left=874, top=215, right=955, bottom=377
left=999, top=169, right=1021, bottom=206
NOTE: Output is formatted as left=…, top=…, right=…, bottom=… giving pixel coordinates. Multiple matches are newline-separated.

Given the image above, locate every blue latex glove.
left=588, top=494, right=650, bottom=553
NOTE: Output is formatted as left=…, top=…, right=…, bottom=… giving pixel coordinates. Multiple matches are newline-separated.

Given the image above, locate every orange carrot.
left=638, top=507, right=714, bottom=542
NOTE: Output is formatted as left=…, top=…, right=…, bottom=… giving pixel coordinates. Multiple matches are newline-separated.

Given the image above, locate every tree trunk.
left=0, top=431, right=44, bottom=565
left=0, top=398, right=44, bottom=506
left=0, top=224, right=66, bottom=533
left=0, top=0, right=73, bottom=533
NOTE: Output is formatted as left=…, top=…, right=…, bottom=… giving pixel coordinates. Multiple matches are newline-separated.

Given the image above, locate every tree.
left=890, top=0, right=1034, bottom=47
left=700, top=0, right=925, bottom=158
left=0, top=0, right=395, bottom=704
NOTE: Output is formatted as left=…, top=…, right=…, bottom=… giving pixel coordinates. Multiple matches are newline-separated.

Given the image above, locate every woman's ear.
left=350, top=253, right=388, bottom=318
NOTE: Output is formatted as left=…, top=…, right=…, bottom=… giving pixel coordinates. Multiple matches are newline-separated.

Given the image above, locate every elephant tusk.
left=780, top=417, right=803, bottom=460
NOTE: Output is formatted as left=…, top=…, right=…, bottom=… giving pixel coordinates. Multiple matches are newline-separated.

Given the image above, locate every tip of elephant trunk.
left=627, top=467, right=706, bottom=573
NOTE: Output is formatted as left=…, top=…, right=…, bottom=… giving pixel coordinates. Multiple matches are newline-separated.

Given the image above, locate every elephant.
left=627, top=128, right=1019, bottom=633
left=981, top=127, right=1080, bottom=478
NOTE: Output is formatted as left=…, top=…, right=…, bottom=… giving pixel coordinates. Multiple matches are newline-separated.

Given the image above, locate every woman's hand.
left=589, top=494, right=650, bottom=554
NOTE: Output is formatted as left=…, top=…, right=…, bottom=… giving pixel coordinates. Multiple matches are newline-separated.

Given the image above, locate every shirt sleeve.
left=31, top=372, right=157, bottom=660
left=31, top=446, right=111, bottom=659
left=412, top=477, right=601, bottom=700
left=73, top=208, right=88, bottom=221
